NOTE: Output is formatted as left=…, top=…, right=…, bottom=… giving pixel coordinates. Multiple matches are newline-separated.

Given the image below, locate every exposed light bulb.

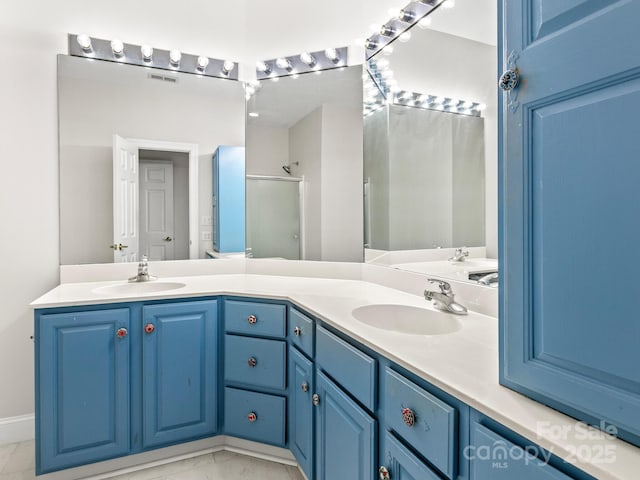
left=299, top=52, right=315, bottom=67
left=380, top=24, right=395, bottom=37
left=222, top=60, right=235, bottom=74
left=111, top=39, right=124, bottom=57
left=256, top=61, right=271, bottom=74
left=196, top=56, right=209, bottom=73
left=169, top=49, right=182, bottom=67
left=141, top=45, right=153, bottom=62
left=418, top=16, right=432, bottom=29
left=398, top=9, right=416, bottom=23
left=76, top=34, right=92, bottom=52
left=275, top=57, right=292, bottom=70
left=324, top=48, right=339, bottom=63
left=364, top=39, right=378, bottom=50
left=399, top=31, right=412, bottom=43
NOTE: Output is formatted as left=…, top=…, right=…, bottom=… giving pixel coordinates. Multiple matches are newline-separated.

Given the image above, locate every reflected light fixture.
left=324, top=48, right=340, bottom=63
left=276, top=57, right=293, bottom=71
left=300, top=52, right=316, bottom=67
left=169, top=49, right=182, bottom=67
left=110, top=39, right=124, bottom=58
left=196, top=56, right=209, bottom=73
left=256, top=61, right=271, bottom=75
left=141, top=44, right=153, bottom=62
left=221, top=60, right=235, bottom=75
left=76, top=34, right=92, bottom=52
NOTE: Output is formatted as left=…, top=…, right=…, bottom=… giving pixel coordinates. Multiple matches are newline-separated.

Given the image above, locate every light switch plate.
left=202, top=231, right=212, bottom=241
left=201, top=216, right=212, bottom=226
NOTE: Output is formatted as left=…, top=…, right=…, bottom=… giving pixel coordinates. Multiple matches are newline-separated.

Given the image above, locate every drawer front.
left=225, top=300, right=286, bottom=338
left=288, top=308, right=314, bottom=357
left=316, top=325, right=376, bottom=411
left=470, top=423, right=573, bottom=480
left=225, top=335, right=286, bottom=391
left=384, top=367, right=456, bottom=479
left=224, top=387, right=286, bottom=447
left=380, top=431, right=442, bottom=480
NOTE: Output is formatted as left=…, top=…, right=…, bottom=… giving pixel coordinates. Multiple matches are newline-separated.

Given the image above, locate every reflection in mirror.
left=245, top=66, right=364, bottom=262
left=363, top=0, right=498, bottom=284
left=58, top=55, right=244, bottom=265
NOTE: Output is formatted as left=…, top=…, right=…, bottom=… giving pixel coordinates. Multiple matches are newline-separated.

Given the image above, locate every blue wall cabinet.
left=142, top=300, right=218, bottom=448
left=289, top=347, right=314, bottom=479
left=315, top=370, right=376, bottom=480
left=36, top=309, right=130, bottom=474
left=212, top=146, right=245, bottom=253
left=500, top=0, right=640, bottom=446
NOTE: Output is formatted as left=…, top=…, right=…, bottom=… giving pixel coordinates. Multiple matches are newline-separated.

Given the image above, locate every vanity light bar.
left=365, top=0, right=446, bottom=60
left=255, top=46, right=348, bottom=80
left=393, top=91, right=485, bottom=117
left=68, top=34, right=239, bottom=81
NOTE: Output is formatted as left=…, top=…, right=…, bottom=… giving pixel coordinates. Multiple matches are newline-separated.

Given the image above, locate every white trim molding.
left=0, top=414, right=35, bottom=446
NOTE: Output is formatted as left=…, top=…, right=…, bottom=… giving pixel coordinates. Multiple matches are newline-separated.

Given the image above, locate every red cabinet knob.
left=116, top=328, right=127, bottom=338
left=144, top=323, right=155, bottom=334
left=402, top=407, right=416, bottom=427
left=248, top=314, right=257, bottom=324
left=247, top=412, right=257, bottom=422
left=248, top=357, right=257, bottom=367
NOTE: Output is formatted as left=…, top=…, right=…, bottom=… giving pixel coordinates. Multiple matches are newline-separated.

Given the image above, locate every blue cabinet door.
left=500, top=0, right=640, bottom=445
left=315, top=370, right=376, bottom=480
left=36, top=309, right=130, bottom=474
left=142, top=300, right=218, bottom=448
left=289, top=347, right=314, bottom=479
left=379, top=431, right=441, bottom=480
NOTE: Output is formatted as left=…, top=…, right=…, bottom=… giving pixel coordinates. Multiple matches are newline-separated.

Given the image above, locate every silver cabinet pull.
left=293, top=326, right=302, bottom=336
left=247, top=314, right=257, bottom=325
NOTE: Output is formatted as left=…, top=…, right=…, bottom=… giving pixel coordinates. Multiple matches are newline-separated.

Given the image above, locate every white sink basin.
left=93, top=281, right=186, bottom=295
left=352, top=304, right=462, bottom=335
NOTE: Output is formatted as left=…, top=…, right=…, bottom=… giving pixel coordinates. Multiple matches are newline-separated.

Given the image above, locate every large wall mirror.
left=244, top=66, right=364, bottom=262
left=58, top=55, right=244, bottom=265
left=363, top=0, right=498, bottom=279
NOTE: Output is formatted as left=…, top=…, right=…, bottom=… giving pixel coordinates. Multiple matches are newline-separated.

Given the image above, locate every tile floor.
left=0, top=441, right=304, bottom=480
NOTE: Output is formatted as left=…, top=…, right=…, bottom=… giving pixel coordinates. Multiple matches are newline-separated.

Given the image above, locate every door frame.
left=128, top=138, right=199, bottom=260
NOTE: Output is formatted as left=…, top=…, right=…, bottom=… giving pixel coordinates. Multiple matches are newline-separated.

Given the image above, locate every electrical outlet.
left=201, top=216, right=212, bottom=226
left=202, top=231, right=212, bottom=241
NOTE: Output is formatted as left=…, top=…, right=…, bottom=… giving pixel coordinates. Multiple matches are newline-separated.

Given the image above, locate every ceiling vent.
left=148, top=73, right=178, bottom=84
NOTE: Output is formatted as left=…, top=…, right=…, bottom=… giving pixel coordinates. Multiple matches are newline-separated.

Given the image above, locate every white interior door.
left=139, top=161, right=175, bottom=261
left=112, top=135, right=139, bottom=262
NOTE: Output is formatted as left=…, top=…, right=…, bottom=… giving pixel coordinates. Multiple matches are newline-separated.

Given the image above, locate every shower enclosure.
left=246, top=175, right=303, bottom=260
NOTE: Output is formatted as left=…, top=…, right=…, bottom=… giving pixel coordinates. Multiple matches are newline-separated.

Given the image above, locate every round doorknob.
left=116, top=327, right=128, bottom=338
left=247, top=314, right=257, bottom=325
left=248, top=357, right=257, bottom=367
left=293, top=326, right=302, bottom=336
left=247, top=412, right=257, bottom=422
left=164, top=236, right=173, bottom=242
left=499, top=68, right=519, bottom=92
left=144, top=323, right=155, bottom=334
left=301, top=382, right=309, bottom=392
left=402, top=407, right=416, bottom=427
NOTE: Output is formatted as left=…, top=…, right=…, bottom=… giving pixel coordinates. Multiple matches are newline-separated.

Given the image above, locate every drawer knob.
left=144, top=323, right=155, bottom=334
left=301, top=382, right=309, bottom=392
left=116, top=327, right=128, bottom=338
left=247, top=412, right=257, bottom=422
left=402, top=407, right=416, bottom=427
left=313, top=393, right=320, bottom=406
left=379, top=466, right=391, bottom=480
left=247, top=314, right=257, bottom=325
left=293, top=326, right=302, bottom=336
left=248, top=357, right=257, bottom=367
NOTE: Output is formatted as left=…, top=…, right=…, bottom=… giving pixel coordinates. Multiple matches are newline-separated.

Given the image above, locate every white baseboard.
left=0, top=414, right=35, bottom=446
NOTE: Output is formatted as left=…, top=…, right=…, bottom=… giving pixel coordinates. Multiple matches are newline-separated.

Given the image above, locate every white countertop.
left=31, top=273, right=640, bottom=479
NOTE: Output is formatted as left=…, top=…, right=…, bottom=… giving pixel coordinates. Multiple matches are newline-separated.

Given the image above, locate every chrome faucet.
left=449, top=247, right=469, bottom=262
left=477, top=272, right=499, bottom=287
left=424, top=279, right=468, bottom=315
left=129, top=255, right=157, bottom=282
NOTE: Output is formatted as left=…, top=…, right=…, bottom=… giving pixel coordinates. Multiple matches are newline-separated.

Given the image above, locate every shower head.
left=282, top=161, right=299, bottom=175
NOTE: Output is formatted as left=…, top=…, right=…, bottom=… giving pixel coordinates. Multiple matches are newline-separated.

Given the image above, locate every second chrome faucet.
left=424, top=279, right=467, bottom=315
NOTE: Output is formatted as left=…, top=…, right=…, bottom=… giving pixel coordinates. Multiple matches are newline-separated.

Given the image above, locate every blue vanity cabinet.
left=379, top=431, right=442, bottom=480
left=288, top=346, right=314, bottom=479
left=500, top=1, right=640, bottom=445
left=314, top=369, right=376, bottom=480
left=36, top=308, right=130, bottom=474
left=212, top=146, right=245, bottom=253
left=141, top=300, right=218, bottom=449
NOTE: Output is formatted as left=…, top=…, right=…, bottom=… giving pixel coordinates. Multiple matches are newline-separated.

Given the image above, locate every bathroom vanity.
left=32, top=270, right=638, bottom=480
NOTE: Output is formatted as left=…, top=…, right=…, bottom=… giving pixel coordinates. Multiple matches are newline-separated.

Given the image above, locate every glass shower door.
left=246, top=177, right=301, bottom=260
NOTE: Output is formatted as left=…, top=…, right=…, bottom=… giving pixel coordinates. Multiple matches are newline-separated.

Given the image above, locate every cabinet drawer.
left=225, top=300, right=286, bottom=338
left=224, top=387, right=286, bottom=447
left=316, top=325, right=376, bottom=411
left=288, top=307, right=314, bottom=357
left=470, top=422, right=572, bottom=480
left=225, top=335, right=286, bottom=391
left=384, top=367, right=456, bottom=479
left=380, top=431, right=442, bottom=480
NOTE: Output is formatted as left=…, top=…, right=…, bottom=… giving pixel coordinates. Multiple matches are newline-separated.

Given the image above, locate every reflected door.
left=246, top=178, right=301, bottom=260
left=139, top=161, right=175, bottom=261
left=112, top=135, right=139, bottom=262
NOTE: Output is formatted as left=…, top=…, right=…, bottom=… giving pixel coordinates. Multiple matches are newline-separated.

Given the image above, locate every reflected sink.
left=352, top=304, right=462, bottom=335
left=93, top=281, right=186, bottom=295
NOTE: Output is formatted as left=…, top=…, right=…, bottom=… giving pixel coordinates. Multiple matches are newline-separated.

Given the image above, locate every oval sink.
left=93, top=281, right=186, bottom=295
left=352, top=304, right=462, bottom=335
